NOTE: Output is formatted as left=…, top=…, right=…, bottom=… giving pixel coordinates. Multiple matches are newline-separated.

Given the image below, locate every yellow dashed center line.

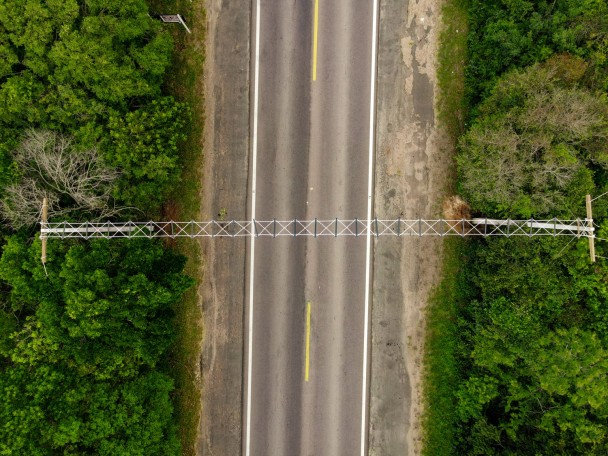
left=312, top=0, right=319, bottom=81
left=305, top=301, right=312, bottom=381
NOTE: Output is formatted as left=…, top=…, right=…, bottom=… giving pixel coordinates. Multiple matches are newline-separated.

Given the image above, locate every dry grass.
left=442, top=195, right=471, bottom=220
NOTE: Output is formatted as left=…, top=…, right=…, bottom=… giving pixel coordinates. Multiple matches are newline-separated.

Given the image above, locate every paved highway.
left=245, top=1, right=378, bottom=455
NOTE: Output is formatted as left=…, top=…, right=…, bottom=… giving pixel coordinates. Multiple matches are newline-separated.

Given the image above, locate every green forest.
left=4, top=0, right=608, bottom=455
left=0, top=1, right=193, bottom=454
left=427, top=0, right=608, bottom=454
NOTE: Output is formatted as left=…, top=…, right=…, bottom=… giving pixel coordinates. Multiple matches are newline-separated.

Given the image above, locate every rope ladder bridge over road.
left=38, top=196, right=599, bottom=263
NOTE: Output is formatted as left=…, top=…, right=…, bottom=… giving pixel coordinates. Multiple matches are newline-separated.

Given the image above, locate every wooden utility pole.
left=41, top=198, right=48, bottom=264
left=586, top=194, right=596, bottom=263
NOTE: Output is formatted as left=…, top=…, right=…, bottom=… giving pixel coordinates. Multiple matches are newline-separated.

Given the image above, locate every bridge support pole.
left=586, top=194, right=596, bottom=263
left=41, top=198, right=48, bottom=264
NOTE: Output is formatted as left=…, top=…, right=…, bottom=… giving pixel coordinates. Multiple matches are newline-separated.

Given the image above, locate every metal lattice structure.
left=40, top=218, right=595, bottom=239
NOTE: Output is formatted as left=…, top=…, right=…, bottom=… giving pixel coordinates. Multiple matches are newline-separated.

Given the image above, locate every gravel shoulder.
left=198, top=1, right=250, bottom=454
left=370, top=0, right=450, bottom=454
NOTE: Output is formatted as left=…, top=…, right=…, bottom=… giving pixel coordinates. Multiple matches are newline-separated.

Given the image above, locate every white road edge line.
left=361, top=0, right=379, bottom=455
left=246, top=1, right=261, bottom=456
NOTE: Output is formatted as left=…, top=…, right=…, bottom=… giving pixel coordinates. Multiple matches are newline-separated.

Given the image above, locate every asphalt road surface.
left=245, top=1, right=378, bottom=455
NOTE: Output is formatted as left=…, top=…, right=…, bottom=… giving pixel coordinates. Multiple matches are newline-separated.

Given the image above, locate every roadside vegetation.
left=0, top=1, right=202, bottom=454
left=421, top=1, right=469, bottom=454
left=424, top=0, right=608, bottom=454
left=147, top=0, right=206, bottom=453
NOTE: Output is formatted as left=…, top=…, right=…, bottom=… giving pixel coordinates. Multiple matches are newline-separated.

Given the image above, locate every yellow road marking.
left=312, top=0, right=319, bottom=81
left=305, top=301, right=311, bottom=381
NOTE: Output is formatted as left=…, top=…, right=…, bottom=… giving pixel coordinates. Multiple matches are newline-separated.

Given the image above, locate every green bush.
left=0, top=0, right=172, bottom=133
left=0, top=2, right=193, bottom=454
left=0, top=236, right=192, bottom=453
left=467, top=0, right=608, bottom=105
left=429, top=1, right=608, bottom=454
left=0, top=365, right=180, bottom=455
left=457, top=63, right=606, bottom=218
left=105, top=97, right=190, bottom=211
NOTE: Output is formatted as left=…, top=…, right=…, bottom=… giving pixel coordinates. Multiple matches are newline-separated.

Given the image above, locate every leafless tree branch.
left=1, top=130, right=130, bottom=229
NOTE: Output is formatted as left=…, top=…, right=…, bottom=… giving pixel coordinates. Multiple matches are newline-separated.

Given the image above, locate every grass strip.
left=436, top=0, right=469, bottom=143
left=421, top=0, right=469, bottom=454
left=422, top=238, right=469, bottom=456
left=148, top=0, right=206, bottom=454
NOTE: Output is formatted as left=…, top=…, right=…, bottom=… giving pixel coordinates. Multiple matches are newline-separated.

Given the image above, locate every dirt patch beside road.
left=370, top=0, right=451, bottom=454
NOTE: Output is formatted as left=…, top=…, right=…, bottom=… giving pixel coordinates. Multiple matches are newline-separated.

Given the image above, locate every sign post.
left=159, top=14, right=191, bottom=34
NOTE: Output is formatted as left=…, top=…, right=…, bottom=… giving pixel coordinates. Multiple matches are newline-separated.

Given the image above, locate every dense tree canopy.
left=0, top=237, right=191, bottom=454
left=0, top=237, right=192, bottom=379
left=105, top=97, right=190, bottom=210
left=442, top=1, right=608, bottom=455
left=0, top=365, right=180, bottom=455
left=467, top=0, right=608, bottom=104
left=458, top=62, right=608, bottom=218
left=458, top=326, right=608, bottom=455
left=0, top=0, right=186, bottom=217
left=0, top=0, right=172, bottom=133
left=452, top=236, right=608, bottom=454
left=0, top=1, right=193, bottom=454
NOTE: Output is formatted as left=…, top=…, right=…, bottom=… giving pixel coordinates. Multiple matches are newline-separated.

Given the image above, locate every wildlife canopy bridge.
left=41, top=218, right=594, bottom=239
left=38, top=196, right=598, bottom=263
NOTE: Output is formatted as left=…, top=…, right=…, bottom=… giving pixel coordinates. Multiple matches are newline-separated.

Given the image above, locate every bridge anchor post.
left=586, top=194, right=596, bottom=263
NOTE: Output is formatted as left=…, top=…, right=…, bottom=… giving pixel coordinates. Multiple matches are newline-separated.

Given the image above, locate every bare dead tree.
left=1, top=130, right=130, bottom=229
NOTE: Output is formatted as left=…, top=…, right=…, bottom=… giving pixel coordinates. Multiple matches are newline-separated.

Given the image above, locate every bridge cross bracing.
left=40, top=218, right=595, bottom=239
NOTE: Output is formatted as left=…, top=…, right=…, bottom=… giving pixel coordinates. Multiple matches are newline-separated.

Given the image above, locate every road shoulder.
left=199, top=0, right=251, bottom=454
left=370, top=0, right=450, bottom=454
